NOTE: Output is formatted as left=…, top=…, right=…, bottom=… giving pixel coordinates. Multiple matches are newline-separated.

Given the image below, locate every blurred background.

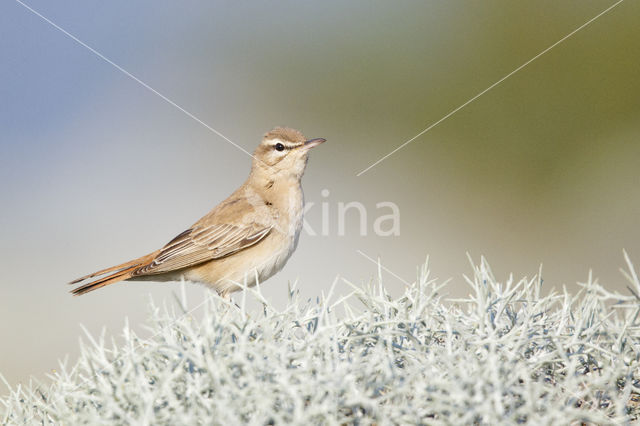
left=1, top=0, right=639, bottom=389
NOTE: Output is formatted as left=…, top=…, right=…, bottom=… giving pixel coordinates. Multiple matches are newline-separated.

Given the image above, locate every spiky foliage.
left=2, top=255, right=640, bottom=425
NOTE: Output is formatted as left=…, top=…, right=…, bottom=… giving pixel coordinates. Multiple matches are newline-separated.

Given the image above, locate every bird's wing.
left=133, top=223, right=272, bottom=275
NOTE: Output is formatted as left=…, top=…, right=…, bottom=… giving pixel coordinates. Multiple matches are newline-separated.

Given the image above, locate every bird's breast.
left=281, top=183, right=304, bottom=246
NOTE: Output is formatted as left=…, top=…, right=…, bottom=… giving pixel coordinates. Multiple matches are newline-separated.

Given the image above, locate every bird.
left=69, top=127, right=325, bottom=296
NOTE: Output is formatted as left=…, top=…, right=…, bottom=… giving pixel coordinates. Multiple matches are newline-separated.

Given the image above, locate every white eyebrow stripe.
left=267, top=139, right=301, bottom=149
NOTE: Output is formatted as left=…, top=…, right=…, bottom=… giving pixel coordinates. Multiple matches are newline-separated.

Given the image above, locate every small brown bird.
left=70, top=127, right=325, bottom=296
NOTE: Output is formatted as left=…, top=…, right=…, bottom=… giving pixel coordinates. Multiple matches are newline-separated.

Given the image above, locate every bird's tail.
left=69, top=251, right=159, bottom=296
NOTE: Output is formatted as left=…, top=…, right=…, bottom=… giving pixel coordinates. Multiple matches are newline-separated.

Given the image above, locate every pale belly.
left=182, top=229, right=298, bottom=295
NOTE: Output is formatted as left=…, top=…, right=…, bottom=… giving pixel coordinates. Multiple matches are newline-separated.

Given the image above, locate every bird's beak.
left=302, top=138, right=326, bottom=149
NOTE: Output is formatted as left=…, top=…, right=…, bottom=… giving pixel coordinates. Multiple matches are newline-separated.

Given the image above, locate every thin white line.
left=356, top=0, right=625, bottom=177
left=13, top=0, right=256, bottom=161
left=356, top=249, right=412, bottom=286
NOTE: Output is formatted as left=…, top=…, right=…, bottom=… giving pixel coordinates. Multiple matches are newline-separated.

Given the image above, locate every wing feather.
left=134, top=223, right=272, bottom=275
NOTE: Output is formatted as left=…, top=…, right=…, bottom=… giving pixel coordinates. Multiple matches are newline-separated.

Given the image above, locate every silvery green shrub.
left=2, top=255, right=640, bottom=425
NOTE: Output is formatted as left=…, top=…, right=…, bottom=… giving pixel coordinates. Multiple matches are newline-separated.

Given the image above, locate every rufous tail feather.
left=69, top=252, right=159, bottom=296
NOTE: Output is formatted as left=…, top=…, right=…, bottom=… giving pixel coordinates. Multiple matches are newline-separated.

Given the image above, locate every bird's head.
left=251, top=127, right=325, bottom=181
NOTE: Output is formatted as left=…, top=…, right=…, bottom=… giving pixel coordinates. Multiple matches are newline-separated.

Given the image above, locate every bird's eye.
left=275, top=143, right=285, bottom=151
